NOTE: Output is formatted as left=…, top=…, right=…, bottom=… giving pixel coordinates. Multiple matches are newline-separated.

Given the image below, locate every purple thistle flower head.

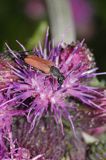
left=0, top=32, right=106, bottom=158
left=0, top=36, right=106, bottom=137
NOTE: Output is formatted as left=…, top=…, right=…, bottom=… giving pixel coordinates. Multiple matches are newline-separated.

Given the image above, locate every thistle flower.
left=0, top=37, right=106, bottom=135
left=0, top=33, right=106, bottom=159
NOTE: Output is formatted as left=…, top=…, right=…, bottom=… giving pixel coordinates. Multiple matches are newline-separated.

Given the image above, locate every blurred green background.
left=0, top=0, right=106, bottom=77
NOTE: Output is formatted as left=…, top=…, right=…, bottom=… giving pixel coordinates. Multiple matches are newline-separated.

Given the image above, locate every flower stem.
left=46, top=0, right=76, bottom=45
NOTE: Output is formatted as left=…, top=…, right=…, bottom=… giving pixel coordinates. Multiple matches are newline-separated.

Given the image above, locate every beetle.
left=5, top=43, right=65, bottom=85
left=24, top=55, right=65, bottom=85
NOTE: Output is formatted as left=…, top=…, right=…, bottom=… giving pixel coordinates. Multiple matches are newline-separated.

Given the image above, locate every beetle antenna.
left=16, top=40, right=28, bottom=55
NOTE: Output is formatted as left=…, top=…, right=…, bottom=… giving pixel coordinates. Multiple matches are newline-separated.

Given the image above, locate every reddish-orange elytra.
left=24, top=55, right=65, bottom=85
left=24, top=55, right=54, bottom=74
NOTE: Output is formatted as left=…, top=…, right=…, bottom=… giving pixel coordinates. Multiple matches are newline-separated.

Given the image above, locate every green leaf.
left=27, top=21, right=48, bottom=49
